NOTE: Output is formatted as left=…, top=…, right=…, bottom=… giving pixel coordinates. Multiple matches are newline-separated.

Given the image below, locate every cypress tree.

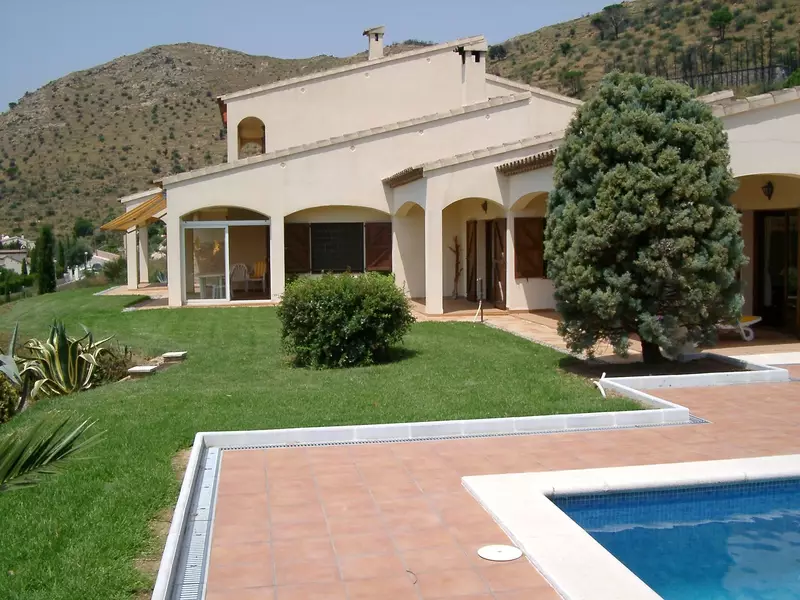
left=545, top=72, right=746, bottom=363
left=37, top=226, right=57, bottom=295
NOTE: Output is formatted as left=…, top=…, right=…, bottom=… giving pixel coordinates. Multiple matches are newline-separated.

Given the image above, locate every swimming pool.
left=463, top=456, right=800, bottom=600
left=556, top=479, right=800, bottom=599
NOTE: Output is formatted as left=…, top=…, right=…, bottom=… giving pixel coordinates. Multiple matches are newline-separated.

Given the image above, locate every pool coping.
left=462, top=454, right=800, bottom=600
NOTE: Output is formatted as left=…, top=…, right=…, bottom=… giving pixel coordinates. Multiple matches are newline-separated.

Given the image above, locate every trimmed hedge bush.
left=277, top=273, right=415, bottom=368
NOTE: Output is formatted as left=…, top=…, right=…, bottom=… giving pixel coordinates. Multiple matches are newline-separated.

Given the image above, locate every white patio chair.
left=229, top=263, right=249, bottom=294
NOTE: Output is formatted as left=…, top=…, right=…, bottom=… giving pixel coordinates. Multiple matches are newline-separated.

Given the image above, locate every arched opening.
left=731, top=174, right=800, bottom=334
left=442, top=197, right=505, bottom=307
left=237, top=117, right=266, bottom=158
left=511, top=191, right=548, bottom=213
left=181, top=206, right=271, bottom=302
left=282, top=205, right=392, bottom=280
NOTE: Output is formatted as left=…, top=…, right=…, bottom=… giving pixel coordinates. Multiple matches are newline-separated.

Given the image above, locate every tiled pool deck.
left=205, top=372, right=800, bottom=600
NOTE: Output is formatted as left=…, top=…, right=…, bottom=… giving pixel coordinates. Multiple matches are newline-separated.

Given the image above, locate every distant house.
left=0, top=235, right=35, bottom=250
left=88, top=250, right=120, bottom=270
left=102, top=26, right=800, bottom=335
left=0, top=250, right=27, bottom=274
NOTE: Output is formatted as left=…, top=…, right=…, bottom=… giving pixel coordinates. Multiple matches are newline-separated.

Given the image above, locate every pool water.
left=555, top=479, right=800, bottom=600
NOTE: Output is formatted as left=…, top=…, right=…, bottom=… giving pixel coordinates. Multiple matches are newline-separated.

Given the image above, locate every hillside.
left=1, top=0, right=799, bottom=239
left=489, top=0, right=800, bottom=97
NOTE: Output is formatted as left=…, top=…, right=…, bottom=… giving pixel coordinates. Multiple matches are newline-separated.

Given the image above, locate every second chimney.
left=363, top=26, right=385, bottom=60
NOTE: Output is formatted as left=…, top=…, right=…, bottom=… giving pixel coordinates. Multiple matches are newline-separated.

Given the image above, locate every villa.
left=103, top=27, right=800, bottom=336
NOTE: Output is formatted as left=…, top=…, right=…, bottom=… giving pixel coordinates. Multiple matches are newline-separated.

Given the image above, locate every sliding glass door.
left=182, top=218, right=270, bottom=303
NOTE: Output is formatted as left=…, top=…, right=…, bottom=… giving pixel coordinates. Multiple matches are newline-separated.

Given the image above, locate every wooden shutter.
left=284, top=223, right=310, bottom=273
left=514, top=217, right=545, bottom=279
left=365, top=222, right=392, bottom=272
left=466, top=221, right=477, bottom=301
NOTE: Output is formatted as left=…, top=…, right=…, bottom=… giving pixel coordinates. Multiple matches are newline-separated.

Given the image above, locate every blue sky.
left=0, top=0, right=608, bottom=110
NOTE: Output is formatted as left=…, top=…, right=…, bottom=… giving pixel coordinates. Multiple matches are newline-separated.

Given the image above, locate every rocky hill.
left=490, top=0, right=799, bottom=97
left=1, top=0, right=799, bottom=238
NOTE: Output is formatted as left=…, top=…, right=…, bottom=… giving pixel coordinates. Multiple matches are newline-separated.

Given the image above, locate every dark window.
left=310, top=223, right=364, bottom=273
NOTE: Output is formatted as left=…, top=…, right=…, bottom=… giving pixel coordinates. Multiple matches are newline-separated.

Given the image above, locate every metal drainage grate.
left=171, top=447, right=220, bottom=600
left=222, top=414, right=711, bottom=451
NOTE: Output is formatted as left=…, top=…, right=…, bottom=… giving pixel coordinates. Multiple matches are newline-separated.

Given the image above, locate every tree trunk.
left=640, top=340, right=664, bottom=365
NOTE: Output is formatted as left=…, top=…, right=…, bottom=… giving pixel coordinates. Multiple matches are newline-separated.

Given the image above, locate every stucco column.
left=425, top=207, right=444, bottom=315
left=166, top=215, right=182, bottom=307
left=137, top=226, right=149, bottom=284
left=126, top=228, right=138, bottom=290
left=270, top=215, right=285, bottom=300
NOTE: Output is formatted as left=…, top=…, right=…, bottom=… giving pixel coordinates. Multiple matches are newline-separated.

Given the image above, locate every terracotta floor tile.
left=271, top=520, right=328, bottom=541
left=392, top=526, right=457, bottom=551
left=207, top=561, right=274, bottom=591
left=326, top=515, right=385, bottom=536
left=275, top=560, right=340, bottom=586
left=416, top=568, right=489, bottom=598
left=209, top=541, right=271, bottom=566
left=339, top=552, right=407, bottom=581
left=269, top=502, right=327, bottom=525
left=272, top=537, right=335, bottom=566
left=212, top=523, right=271, bottom=545
left=332, top=531, right=395, bottom=556
left=275, top=582, right=348, bottom=600
left=206, top=587, right=274, bottom=600
left=478, top=562, right=548, bottom=592
left=345, top=575, right=418, bottom=600
left=322, top=497, right=379, bottom=518
left=401, top=543, right=472, bottom=573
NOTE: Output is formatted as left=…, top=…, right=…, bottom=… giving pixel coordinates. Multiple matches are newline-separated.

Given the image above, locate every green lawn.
left=0, top=288, right=637, bottom=600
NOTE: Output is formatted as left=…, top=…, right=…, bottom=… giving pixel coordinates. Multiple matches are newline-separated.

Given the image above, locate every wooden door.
left=491, top=218, right=507, bottom=309
left=466, top=221, right=477, bottom=302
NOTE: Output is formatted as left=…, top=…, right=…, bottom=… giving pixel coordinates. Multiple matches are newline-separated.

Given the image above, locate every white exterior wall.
left=724, top=101, right=800, bottom=177
left=226, top=48, right=470, bottom=156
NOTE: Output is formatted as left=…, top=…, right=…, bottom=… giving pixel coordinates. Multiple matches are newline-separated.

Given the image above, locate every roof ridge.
left=383, top=131, right=565, bottom=188
left=220, top=35, right=487, bottom=102
left=485, top=73, right=582, bottom=106
left=422, top=130, right=564, bottom=173
left=160, top=92, right=532, bottom=186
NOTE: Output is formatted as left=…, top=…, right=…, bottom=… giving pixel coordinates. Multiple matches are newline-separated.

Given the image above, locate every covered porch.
left=101, top=189, right=166, bottom=291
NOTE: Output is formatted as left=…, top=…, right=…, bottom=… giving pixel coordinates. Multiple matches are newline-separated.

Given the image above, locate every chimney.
left=363, top=26, right=385, bottom=60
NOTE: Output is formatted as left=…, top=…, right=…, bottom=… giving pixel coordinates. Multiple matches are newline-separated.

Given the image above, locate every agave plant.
left=0, top=418, right=103, bottom=493
left=0, top=323, right=21, bottom=386
left=19, top=321, right=114, bottom=399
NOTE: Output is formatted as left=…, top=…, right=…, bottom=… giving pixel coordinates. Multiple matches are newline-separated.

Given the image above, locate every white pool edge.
left=462, top=454, right=800, bottom=600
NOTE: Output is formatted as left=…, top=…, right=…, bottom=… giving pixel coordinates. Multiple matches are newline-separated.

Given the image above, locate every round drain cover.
left=477, top=544, right=523, bottom=562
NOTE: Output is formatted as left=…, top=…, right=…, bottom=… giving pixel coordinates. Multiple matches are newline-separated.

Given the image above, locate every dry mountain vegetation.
left=1, top=0, right=799, bottom=238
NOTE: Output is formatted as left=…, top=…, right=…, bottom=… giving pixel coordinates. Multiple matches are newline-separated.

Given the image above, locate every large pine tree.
left=545, top=72, right=746, bottom=363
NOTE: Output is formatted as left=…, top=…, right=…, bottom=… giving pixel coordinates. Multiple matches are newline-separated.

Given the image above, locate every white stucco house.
left=0, top=249, right=27, bottom=274
left=103, top=27, right=800, bottom=335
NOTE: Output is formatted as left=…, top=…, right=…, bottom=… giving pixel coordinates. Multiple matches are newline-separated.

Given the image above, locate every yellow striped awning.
left=101, top=192, right=166, bottom=231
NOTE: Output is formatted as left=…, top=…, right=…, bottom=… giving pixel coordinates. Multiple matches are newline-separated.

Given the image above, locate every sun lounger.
left=718, top=315, right=761, bottom=342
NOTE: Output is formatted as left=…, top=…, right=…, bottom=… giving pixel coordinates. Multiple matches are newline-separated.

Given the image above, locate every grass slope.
left=0, top=289, right=635, bottom=599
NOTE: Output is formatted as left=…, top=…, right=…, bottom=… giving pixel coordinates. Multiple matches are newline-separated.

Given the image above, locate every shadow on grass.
left=376, top=345, right=420, bottom=365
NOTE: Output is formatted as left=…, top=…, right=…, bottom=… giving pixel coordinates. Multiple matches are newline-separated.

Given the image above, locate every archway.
left=180, top=206, right=271, bottom=302
left=731, top=174, right=800, bottom=333
left=282, top=205, right=392, bottom=280
left=237, top=117, right=266, bottom=158
left=442, top=197, right=505, bottom=306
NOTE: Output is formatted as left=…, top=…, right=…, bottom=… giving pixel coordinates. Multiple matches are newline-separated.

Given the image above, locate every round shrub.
left=277, top=273, right=415, bottom=368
